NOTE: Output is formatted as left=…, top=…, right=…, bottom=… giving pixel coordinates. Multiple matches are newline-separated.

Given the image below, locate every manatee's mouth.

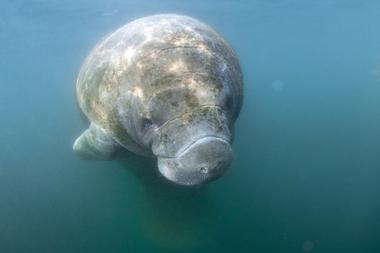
left=157, top=136, right=232, bottom=186
left=158, top=160, right=221, bottom=186
left=175, top=136, right=230, bottom=159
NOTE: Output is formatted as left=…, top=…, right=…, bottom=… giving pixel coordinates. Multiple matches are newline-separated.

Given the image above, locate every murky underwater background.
left=1, top=0, right=380, bottom=252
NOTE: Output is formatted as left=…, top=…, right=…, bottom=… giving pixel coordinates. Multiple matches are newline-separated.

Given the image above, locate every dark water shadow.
left=116, top=150, right=218, bottom=252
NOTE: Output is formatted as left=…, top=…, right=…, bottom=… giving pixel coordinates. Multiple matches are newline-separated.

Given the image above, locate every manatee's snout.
left=158, top=137, right=232, bottom=186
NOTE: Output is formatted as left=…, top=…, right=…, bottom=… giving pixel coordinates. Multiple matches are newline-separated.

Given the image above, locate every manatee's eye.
left=199, top=167, right=209, bottom=174
left=217, top=161, right=223, bottom=167
left=141, top=117, right=153, bottom=130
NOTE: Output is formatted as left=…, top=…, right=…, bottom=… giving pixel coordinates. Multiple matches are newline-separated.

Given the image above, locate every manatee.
left=73, top=14, right=243, bottom=186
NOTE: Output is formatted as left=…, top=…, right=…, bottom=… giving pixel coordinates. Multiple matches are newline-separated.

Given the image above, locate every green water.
left=1, top=0, right=379, bottom=252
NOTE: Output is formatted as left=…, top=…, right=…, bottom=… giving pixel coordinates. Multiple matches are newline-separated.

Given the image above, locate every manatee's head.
left=128, top=62, right=241, bottom=186
left=125, top=84, right=239, bottom=186
left=147, top=104, right=234, bottom=186
left=156, top=135, right=233, bottom=186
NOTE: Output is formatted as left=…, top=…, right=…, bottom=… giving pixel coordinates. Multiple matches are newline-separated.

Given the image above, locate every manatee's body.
left=73, top=14, right=243, bottom=185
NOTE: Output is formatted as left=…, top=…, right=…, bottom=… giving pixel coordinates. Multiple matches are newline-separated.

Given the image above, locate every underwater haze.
left=1, top=0, right=380, bottom=252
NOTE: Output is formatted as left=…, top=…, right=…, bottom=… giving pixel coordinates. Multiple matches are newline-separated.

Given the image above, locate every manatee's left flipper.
left=73, top=123, right=119, bottom=160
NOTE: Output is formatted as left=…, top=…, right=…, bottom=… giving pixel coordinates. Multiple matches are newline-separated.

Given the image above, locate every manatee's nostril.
left=199, top=167, right=209, bottom=174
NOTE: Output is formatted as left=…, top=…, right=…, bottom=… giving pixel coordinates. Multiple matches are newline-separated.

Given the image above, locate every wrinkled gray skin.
left=73, top=14, right=243, bottom=186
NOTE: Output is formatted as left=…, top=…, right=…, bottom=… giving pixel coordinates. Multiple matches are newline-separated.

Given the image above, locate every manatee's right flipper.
left=73, top=123, right=119, bottom=160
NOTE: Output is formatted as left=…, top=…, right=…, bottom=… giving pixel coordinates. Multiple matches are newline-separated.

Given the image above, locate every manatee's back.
left=75, top=19, right=144, bottom=134
left=75, top=16, right=155, bottom=148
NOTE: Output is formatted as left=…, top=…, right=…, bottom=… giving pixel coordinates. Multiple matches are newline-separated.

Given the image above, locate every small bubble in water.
left=302, top=240, right=315, bottom=252
left=371, top=69, right=380, bottom=82
left=101, top=10, right=118, bottom=17
left=272, top=80, right=285, bottom=92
